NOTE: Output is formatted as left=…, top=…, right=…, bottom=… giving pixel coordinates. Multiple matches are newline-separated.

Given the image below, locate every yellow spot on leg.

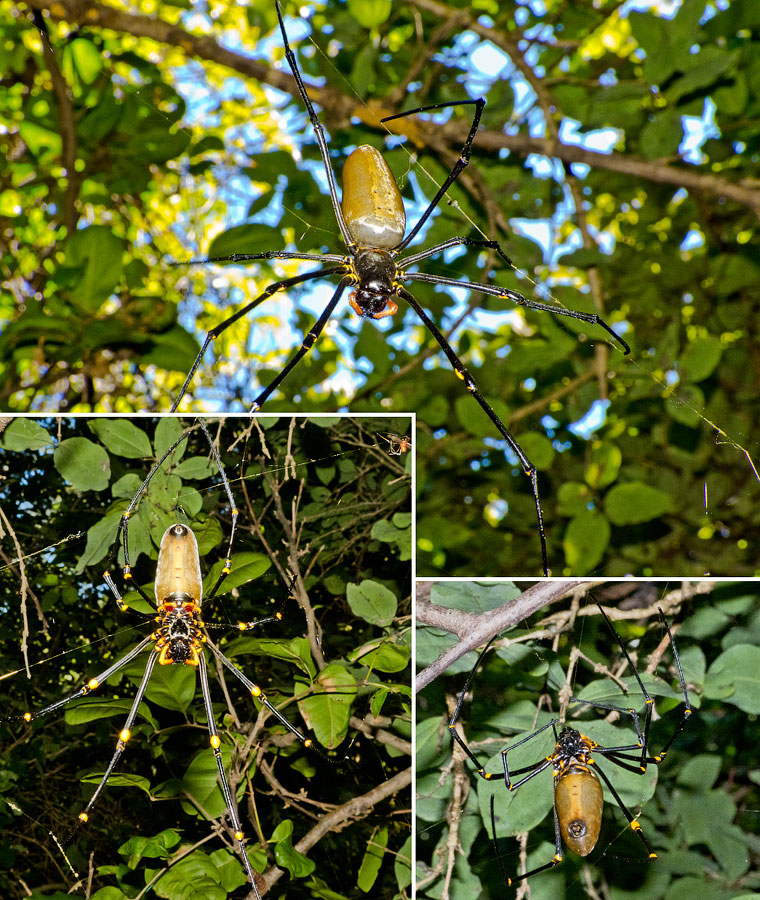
left=210, top=735, right=221, bottom=749
left=235, top=830, right=244, bottom=840
left=23, top=712, right=31, bottom=722
left=119, top=728, right=131, bottom=743
left=79, top=812, right=88, bottom=823
left=251, top=685, right=261, bottom=698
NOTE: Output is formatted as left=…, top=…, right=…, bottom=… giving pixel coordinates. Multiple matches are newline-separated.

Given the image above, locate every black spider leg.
left=205, top=638, right=348, bottom=765
left=197, top=651, right=263, bottom=900
left=173, top=249, right=346, bottom=267
left=249, top=276, right=353, bottom=412
left=204, top=573, right=297, bottom=632
left=67, top=648, right=159, bottom=837
left=17, top=637, right=153, bottom=727
left=275, top=0, right=354, bottom=249
left=449, top=637, right=557, bottom=779
left=171, top=266, right=346, bottom=412
left=105, top=419, right=239, bottom=607
left=400, top=235, right=514, bottom=269
left=105, top=425, right=198, bottom=607
left=398, top=285, right=549, bottom=574
left=579, top=606, right=692, bottom=772
left=589, top=758, right=659, bottom=860
left=196, top=419, right=239, bottom=598
left=381, top=98, right=485, bottom=253
left=402, top=270, right=631, bottom=356
left=491, top=793, right=563, bottom=887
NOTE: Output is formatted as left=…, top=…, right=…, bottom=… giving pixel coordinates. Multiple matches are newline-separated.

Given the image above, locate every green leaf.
left=584, top=441, right=621, bottom=489
left=1, top=418, right=53, bottom=451
left=563, top=508, right=610, bottom=574
left=297, top=663, right=356, bottom=748
left=346, top=580, right=397, bottom=626
left=271, top=820, right=316, bottom=878
left=89, top=419, right=153, bottom=458
left=357, top=825, right=387, bottom=891
left=65, top=225, right=124, bottom=313
left=704, top=644, right=760, bottom=713
left=350, top=638, right=410, bottom=673
left=204, top=551, right=271, bottom=595
left=180, top=745, right=230, bottom=820
left=54, top=437, right=111, bottom=491
left=678, top=336, right=723, bottom=383
left=604, top=482, right=671, bottom=525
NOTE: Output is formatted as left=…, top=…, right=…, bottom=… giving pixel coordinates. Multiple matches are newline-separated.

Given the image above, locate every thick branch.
left=25, top=0, right=760, bottom=219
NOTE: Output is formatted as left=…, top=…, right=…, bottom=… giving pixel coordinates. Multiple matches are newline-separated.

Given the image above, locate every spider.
left=449, top=601, right=692, bottom=888
left=9, top=419, right=352, bottom=900
left=378, top=432, right=412, bottom=456
left=170, top=0, right=631, bottom=576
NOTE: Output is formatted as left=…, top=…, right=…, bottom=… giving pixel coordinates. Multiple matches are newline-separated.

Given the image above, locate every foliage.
left=0, top=416, right=412, bottom=899
left=2, top=0, right=760, bottom=574
left=416, top=583, right=760, bottom=900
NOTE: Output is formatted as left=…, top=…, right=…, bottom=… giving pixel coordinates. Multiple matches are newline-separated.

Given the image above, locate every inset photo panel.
left=416, top=580, right=758, bottom=899
left=0, top=415, right=413, bottom=899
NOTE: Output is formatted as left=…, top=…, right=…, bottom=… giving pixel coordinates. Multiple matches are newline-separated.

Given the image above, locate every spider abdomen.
left=554, top=766, right=604, bottom=857
left=341, top=145, right=406, bottom=249
left=154, top=524, right=203, bottom=607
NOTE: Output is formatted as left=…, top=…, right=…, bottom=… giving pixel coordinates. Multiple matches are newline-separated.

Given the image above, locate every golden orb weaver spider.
left=170, top=0, right=631, bottom=576
left=449, top=600, right=692, bottom=890
left=1, top=417, right=415, bottom=899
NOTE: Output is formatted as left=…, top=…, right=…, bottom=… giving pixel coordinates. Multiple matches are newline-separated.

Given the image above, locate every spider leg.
left=197, top=652, right=263, bottom=899
left=397, top=285, right=549, bottom=575
left=592, top=760, right=658, bottom=860
left=399, top=235, right=513, bottom=268
left=383, top=99, right=485, bottom=253
left=197, top=419, right=239, bottom=603
left=106, top=425, right=200, bottom=610
left=275, top=0, right=354, bottom=249
left=403, top=270, right=630, bottom=355
left=205, top=638, right=347, bottom=765
left=249, top=276, right=353, bottom=412
left=204, top=574, right=296, bottom=632
left=16, top=637, right=153, bottom=724
left=172, top=250, right=346, bottom=267
left=170, top=266, right=344, bottom=412
left=68, top=648, right=160, bottom=838
left=491, top=793, right=564, bottom=887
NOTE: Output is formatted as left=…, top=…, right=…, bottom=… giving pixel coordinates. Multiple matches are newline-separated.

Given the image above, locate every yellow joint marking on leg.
left=275, top=611, right=283, bottom=620
left=237, top=622, right=247, bottom=631
left=88, top=678, right=99, bottom=690
left=646, top=698, right=654, bottom=705
left=23, top=712, right=32, bottom=722
left=235, top=830, right=244, bottom=841
left=631, top=820, right=641, bottom=831
left=210, top=735, right=221, bottom=749
left=304, top=739, right=313, bottom=748
left=555, top=854, right=563, bottom=862
left=654, top=754, right=662, bottom=762
left=223, top=566, right=231, bottom=575
left=123, top=571, right=132, bottom=581
left=251, top=685, right=262, bottom=697
left=79, top=812, right=88, bottom=822
left=507, top=877, right=513, bottom=886
left=685, top=708, right=692, bottom=714
left=650, top=852, right=658, bottom=859
left=119, top=728, right=131, bottom=742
